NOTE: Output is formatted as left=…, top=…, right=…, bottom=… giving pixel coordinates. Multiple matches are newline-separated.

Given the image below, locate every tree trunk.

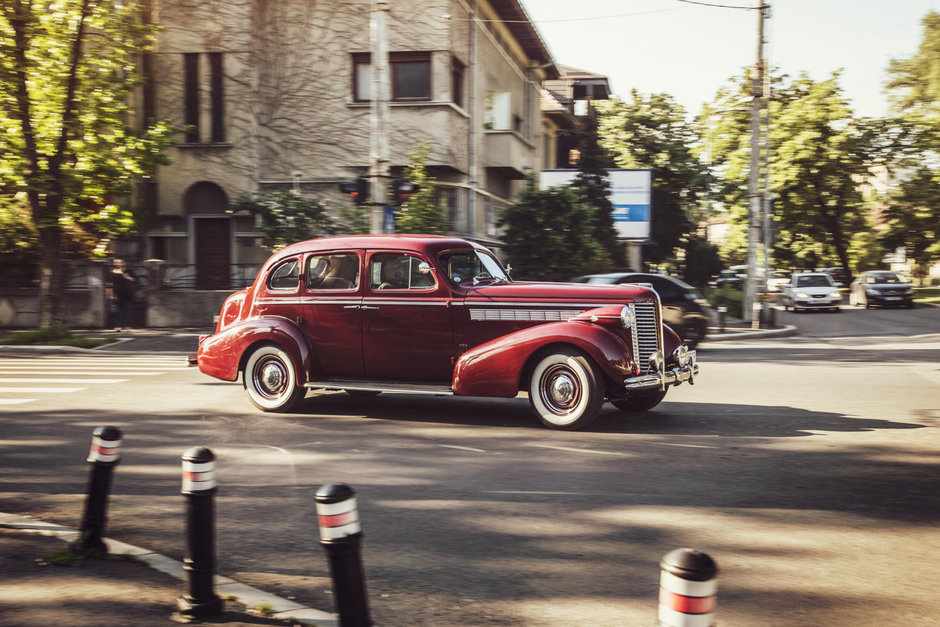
left=37, top=223, right=63, bottom=329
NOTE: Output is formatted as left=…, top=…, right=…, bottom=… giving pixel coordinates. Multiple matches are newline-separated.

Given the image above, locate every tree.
left=571, top=109, right=622, bottom=268
left=395, top=141, right=449, bottom=235
left=703, top=71, right=874, bottom=280
left=231, top=190, right=336, bottom=251
left=595, top=91, right=703, bottom=266
left=881, top=11, right=940, bottom=278
left=0, top=0, right=176, bottom=327
left=499, top=177, right=601, bottom=281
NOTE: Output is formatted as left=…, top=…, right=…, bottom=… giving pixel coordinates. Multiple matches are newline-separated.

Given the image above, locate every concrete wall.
left=146, top=290, right=230, bottom=328
left=0, top=290, right=106, bottom=329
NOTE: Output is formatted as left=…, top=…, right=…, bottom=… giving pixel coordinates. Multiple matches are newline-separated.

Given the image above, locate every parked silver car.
left=781, top=273, right=842, bottom=313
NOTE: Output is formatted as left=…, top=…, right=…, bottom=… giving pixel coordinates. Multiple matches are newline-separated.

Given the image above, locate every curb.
left=705, top=324, right=798, bottom=342
left=0, top=512, right=338, bottom=627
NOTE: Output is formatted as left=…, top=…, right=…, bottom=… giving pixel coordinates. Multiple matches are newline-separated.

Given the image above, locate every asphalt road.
left=1, top=305, right=939, bottom=626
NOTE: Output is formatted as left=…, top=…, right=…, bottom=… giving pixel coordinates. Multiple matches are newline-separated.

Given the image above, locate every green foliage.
left=707, top=283, right=743, bottom=319
left=0, top=0, right=177, bottom=325
left=885, top=11, right=940, bottom=121
left=395, top=142, right=448, bottom=235
left=231, top=190, right=336, bottom=251
left=847, top=229, right=885, bottom=273
left=499, top=178, right=601, bottom=281
left=880, top=168, right=940, bottom=278
left=596, top=92, right=702, bottom=264
left=571, top=109, right=621, bottom=267
left=703, top=71, right=874, bottom=280
left=0, top=325, right=114, bottom=348
left=682, top=237, right=724, bottom=287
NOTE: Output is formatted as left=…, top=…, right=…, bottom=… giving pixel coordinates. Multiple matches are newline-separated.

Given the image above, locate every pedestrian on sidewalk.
left=109, top=259, right=138, bottom=331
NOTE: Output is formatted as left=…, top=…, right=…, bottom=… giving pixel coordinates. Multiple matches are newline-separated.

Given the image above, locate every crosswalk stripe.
left=0, top=399, right=36, bottom=405
left=0, top=378, right=128, bottom=383
left=0, top=387, right=85, bottom=393
left=0, top=369, right=161, bottom=375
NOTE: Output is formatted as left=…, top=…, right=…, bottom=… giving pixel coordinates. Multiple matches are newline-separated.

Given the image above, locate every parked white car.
left=781, top=273, right=842, bottom=313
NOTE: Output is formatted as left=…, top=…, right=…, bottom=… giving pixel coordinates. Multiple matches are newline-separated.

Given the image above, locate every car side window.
left=267, top=258, right=300, bottom=290
left=306, top=253, right=359, bottom=290
left=370, top=253, right=435, bottom=290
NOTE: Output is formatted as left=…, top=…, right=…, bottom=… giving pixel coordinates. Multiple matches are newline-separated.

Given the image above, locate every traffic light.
left=391, top=178, right=419, bottom=205
left=338, top=177, right=369, bottom=204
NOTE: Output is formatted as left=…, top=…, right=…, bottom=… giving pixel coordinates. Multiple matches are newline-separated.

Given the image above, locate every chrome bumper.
left=624, top=349, right=698, bottom=391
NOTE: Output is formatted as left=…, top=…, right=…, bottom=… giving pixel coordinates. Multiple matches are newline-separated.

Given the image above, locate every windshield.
left=868, top=272, right=903, bottom=284
left=439, top=249, right=510, bottom=285
left=795, top=275, right=834, bottom=288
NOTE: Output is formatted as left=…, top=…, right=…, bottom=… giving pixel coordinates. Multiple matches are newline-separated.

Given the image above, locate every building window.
left=209, top=52, right=225, bottom=142
left=353, top=52, right=431, bottom=102
left=183, top=52, right=225, bottom=143
left=184, top=53, right=200, bottom=142
left=452, top=58, right=465, bottom=108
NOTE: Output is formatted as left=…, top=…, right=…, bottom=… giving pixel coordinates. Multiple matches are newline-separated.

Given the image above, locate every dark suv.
left=571, top=273, right=714, bottom=348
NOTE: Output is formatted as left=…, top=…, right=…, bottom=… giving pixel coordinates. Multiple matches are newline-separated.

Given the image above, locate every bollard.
left=716, top=306, right=727, bottom=333
left=316, top=482, right=371, bottom=627
left=176, top=447, right=223, bottom=620
left=71, top=425, right=122, bottom=555
left=658, top=548, right=718, bottom=627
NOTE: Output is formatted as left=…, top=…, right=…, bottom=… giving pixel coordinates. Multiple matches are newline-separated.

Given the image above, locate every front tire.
left=244, top=344, right=306, bottom=412
left=611, top=389, right=667, bottom=412
left=528, top=348, right=604, bottom=430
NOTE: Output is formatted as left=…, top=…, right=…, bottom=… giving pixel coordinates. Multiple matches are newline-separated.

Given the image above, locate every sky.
left=522, top=0, right=940, bottom=118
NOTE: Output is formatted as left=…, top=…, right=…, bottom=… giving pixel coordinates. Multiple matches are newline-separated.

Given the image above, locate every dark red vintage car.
left=193, top=235, right=699, bottom=430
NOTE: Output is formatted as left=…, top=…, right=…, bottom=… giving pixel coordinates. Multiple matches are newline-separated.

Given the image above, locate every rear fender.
left=197, top=317, right=313, bottom=385
left=453, top=319, right=634, bottom=398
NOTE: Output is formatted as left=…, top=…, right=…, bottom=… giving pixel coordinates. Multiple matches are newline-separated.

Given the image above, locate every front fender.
left=453, top=320, right=634, bottom=398
left=197, top=316, right=313, bottom=385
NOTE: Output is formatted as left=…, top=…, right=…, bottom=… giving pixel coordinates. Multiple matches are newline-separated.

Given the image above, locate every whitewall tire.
left=528, top=348, right=604, bottom=430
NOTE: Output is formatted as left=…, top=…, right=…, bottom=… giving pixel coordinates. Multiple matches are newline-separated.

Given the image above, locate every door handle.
left=361, top=305, right=379, bottom=310
left=343, top=305, right=360, bottom=310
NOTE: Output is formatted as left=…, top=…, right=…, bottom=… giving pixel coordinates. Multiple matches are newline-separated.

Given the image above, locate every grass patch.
left=254, top=603, right=275, bottom=616
left=37, top=548, right=87, bottom=567
left=914, top=287, right=940, bottom=304
left=0, top=324, right=115, bottom=348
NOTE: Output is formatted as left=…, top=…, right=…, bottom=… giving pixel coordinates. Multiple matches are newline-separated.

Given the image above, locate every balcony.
left=483, top=131, right=535, bottom=180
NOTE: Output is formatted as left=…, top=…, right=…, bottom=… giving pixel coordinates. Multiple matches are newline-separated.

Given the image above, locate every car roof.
left=271, top=235, right=487, bottom=260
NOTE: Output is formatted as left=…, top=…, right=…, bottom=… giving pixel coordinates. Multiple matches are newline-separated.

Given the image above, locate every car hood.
left=793, top=285, right=838, bottom=295
left=462, top=281, right=657, bottom=304
left=866, top=283, right=911, bottom=291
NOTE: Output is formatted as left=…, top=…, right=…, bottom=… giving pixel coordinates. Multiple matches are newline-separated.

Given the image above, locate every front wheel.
left=244, top=344, right=306, bottom=412
left=528, top=348, right=604, bottom=430
left=611, top=389, right=667, bottom=412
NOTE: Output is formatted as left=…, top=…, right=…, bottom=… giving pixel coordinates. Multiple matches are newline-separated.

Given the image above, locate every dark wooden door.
left=195, top=218, right=230, bottom=290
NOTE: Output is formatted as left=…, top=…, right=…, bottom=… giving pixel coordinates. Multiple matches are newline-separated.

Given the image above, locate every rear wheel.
left=528, top=348, right=604, bottom=430
left=611, top=389, right=667, bottom=412
left=244, top=344, right=306, bottom=412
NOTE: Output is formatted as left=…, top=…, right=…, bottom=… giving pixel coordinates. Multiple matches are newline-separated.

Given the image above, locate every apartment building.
left=138, top=0, right=559, bottom=289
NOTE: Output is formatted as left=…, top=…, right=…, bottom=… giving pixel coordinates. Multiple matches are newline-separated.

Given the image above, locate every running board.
left=305, top=379, right=454, bottom=396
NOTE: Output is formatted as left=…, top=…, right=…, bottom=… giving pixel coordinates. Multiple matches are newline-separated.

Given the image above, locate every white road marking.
left=0, top=387, right=85, bottom=393
left=0, top=399, right=36, bottom=405
left=532, top=444, right=635, bottom=457
left=0, top=369, right=161, bottom=376
left=0, top=378, right=127, bottom=383
left=439, top=444, right=488, bottom=453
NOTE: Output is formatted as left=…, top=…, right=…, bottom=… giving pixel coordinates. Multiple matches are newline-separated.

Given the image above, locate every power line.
left=675, top=0, right=760, bottom=9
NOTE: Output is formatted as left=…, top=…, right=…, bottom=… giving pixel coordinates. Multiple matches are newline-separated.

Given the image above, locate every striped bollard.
left=176, top=447, right=223, bottom=620
left=659, top=548, right=718, bottom=627
left=316, top=482, right=371, bottom=627
left=71, top=426, right=122, bottom=555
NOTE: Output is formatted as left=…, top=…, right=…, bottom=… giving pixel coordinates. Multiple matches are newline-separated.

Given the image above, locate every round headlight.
left=620, top=305, right=635, bottom=329
left=672, top=346, right=691, bottom=368
left=830, top=291, right=841, bottom=299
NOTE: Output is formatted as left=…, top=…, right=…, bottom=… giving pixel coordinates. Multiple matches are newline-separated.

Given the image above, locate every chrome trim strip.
left=469, top=309, right=581, bottom=321
left=254, top=298, right=361, bottom=305
left=455, top=301, right=631, bottom=308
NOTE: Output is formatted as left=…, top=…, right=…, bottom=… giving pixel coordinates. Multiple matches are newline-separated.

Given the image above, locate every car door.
left=361, top=251, right=456, bottom=382
left=298, top=251, right=364, bottom=377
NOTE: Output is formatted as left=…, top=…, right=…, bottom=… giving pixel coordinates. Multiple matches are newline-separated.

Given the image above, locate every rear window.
left=267, top=259, right=300, bottom=290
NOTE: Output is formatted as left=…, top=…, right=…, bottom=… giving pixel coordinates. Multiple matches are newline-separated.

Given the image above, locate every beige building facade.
left=140, top=0, right=559, bottom=289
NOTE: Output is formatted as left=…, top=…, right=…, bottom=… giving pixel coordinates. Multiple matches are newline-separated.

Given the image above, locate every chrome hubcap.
left=255, top=358, right=287, bottom=399
left=540, top=365, right=581, bottom=415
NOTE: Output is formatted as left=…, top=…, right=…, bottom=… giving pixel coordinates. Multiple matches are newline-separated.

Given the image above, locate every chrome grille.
left=631, top=301, right=661, bottom=373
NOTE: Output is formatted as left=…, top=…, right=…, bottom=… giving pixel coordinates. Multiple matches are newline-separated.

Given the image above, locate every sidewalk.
left=0, top=513, right=337, bottom=627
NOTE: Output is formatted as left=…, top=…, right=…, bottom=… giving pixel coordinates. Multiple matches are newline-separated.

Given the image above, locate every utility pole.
left=744, top=0, right=768, bottom=325
left=370, top=0, right=391, bottom=234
